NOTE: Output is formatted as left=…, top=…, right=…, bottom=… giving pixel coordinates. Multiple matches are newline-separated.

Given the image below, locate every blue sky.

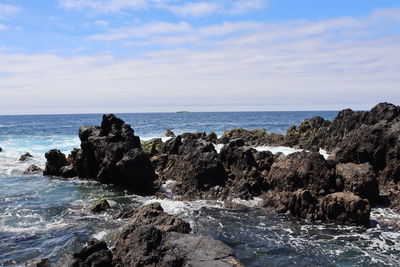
left=0, top=0, right=400, bottom=114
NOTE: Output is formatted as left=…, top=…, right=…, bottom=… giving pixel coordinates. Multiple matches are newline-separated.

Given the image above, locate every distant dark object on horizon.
left=176, top=111, right=190, bottom=113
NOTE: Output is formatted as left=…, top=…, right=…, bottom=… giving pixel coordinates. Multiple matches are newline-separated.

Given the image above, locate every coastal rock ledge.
left=43, top=102, right=400, bottom=228
left=32, top=203, right=242, bottom=267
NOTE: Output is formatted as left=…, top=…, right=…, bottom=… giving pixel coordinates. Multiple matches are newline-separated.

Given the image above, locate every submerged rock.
left=24, top=164, right=42, bottom=174
left=91, top=198, right=111, bottom=213
left=19, top=152, right=33, bottom=161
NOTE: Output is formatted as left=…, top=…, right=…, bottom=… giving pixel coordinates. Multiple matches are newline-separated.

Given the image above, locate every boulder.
left=19, top=152, right=33, bottom=161
left=112, top=204, right=242, bottom=267
left=115, top=202, right=191, bottom=234
left=57, top=239, right=112, bottom=267
left=159, top=138, right=227, bottom=197
left=218, top=128, right=284, bottom=146
left=73, top=114, right=157, bottom=195
left=23, top=164, right=42, bottom=174
left=25, top=258, right=51, bottom=267
left=43, top=150, right=75, bottom=177
left=219, top=139, right=268, bottom=199
left=288, top=190, right=318, bottom=220
left=91, top=198, right=111, bottom=213
left=266, top=151, right=336, bottom=195
left=165, top=129, right=175, bottom=137
left=318, top=192, right=370, bottom=226
left=141, top=138, right=163, bottom=156
left=335, top=163, right=379, bottom=204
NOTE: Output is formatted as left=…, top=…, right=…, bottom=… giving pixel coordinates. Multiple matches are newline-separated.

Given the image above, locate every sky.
left=0, top=0, right=400, bottom=114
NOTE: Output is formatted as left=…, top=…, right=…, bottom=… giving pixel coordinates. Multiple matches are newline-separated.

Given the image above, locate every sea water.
left=1, top=112, right=399, bottom=266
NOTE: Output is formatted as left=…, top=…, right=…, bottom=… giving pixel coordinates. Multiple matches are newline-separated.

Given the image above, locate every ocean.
left=1, top=111, right=400, bottom=266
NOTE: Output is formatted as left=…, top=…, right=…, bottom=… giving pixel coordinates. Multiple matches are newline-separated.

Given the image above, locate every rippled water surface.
left=1, top=111, right=400, bottom=266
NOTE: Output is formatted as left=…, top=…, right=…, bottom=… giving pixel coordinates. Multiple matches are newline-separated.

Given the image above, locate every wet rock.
left=115, top=203, right=191, bottom=234
left=288, top=190, right=318, bottom=220
left=19, top=152, right=33, bottom=161
left=219, top=139, right=267, bottom=199
left=218, top=128, right=284, bottom=146
left=207, top=131, right=218, bottom=143
left=335, top=163, right=379, bottom=204
left=23, top=164, right=42, bottom=174
left=262, top=190, right=291, bottom=213
left=284, top=116, right=330, bottom=149
left=142, top=138, right=163, bottom=156
left=43, top=149, right=74, bottom=177
left=165, top=129, right=175, bottom=137
left=112, top=209, right=242, bottom=267
left=57, top=239, right=113, bottom=267
left=66, top=148, right=80, bottom=164
left=0, top=147, right=2, bottom=152
left=162, top=136, right=182, bottom=154
left=25, top=258, right=51, bottom=267
left=91, top=198, right=111, bottom=213
left=318, top=192, right=370, bottom=226
left=159, top=138, right=227, bottom=197
left=74, top=114, right=157, bottom=195
left=266, top=151, right=336, bottom=194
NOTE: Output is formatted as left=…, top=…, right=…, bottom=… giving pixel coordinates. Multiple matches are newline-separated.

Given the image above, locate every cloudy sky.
left=0, top=0, right=399, bottom=114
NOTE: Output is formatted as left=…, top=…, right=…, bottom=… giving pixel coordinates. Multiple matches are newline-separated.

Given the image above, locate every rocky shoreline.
left=34, top=102, right=400, bottom=266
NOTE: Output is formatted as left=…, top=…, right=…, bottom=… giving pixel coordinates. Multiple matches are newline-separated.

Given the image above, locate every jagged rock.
left=66, top=148, right=80, bottom=164
left=19, top=152, right=33, bottom=161
left=284, top=116, right=330, bottom=149
left=288, top=190, right=318, bottom=220
left=23, top=164, right=42, bottom=174
left=57, top=239, right=112, bottom=267
left=218, top=128, right=284, bottom=146
left=91, top=198, right=111, bottom=213
left=25, top=258, right=51, bottom=267
left=43, top=150, right=75, bottom=177
left=162, top=136, right=182, bottom=154
left=335, top=162, right=379, bottom=204
left=266, top=151, right=336, bottom=194
left=219, top=139, right=268, bottom=199
left=159, top=138, right=227, bottom=197
left=165, top=129, right=175, bottom=137
left=115, top=203, right=191, bottom=234
left=142, top=138, right=163, bottom=156
left=262, top=190, right=291, bottom=213
left=207, top=131, right=218, bottom=143
left=73, top=114, right=157, bottom=195
left=318, top=192, right=370, bottom=226
left=112, top=203, right=241, bottom=267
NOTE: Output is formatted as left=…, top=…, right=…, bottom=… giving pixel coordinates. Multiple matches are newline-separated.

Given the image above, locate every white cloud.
left=88, top=21, right=192, bottom=40
left=0, top=24, right=6, bottom=31
left=59, top=0, right=267, bottom=17
left=1, top=7, right=400, bottom=114
left=0, top=3, right=20, bottom=19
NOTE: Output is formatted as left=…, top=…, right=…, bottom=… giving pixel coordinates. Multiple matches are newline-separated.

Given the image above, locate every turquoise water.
left=1, top=112, right=400, bottom=266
